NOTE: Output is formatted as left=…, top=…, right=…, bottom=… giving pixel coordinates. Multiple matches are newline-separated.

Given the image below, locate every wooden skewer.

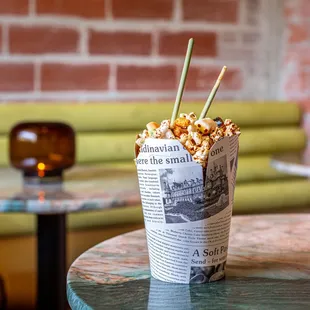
left=170, top=38, right=194, bottom=127
left=199, top=66, right=227, bottom=120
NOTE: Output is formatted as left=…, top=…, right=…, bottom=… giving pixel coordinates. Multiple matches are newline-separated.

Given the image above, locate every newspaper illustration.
left=136, top=135, right=239, bottom=284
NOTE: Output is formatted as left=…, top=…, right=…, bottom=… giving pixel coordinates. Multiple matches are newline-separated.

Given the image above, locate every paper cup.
left=135, top=135, right=239, bottom=284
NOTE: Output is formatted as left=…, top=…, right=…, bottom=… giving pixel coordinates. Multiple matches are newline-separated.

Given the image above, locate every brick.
left=0, top=63, right=34, bottom=92
left=36, top=0, right=105, bottom=18
left=159, top=32, right=217, bottom=57
left=0, top=26, right=2, bottom=52
left=117, top=65, right=176, bottom=90
left=284, top=6, right=295, bottom=19
left=301, top=54, right=310, bottom=67
left=285, top=46, right=310, bottom=66
left=297, top=101, right=310, bottom=113
left=183, top=0, right=239, bottom=23
left=0, top=0, right=28, bottom=15
left=112, top=0, right=173, bottom=19
left=289, top=24, right=309, bottom=43
left=41, top=64, right=110, bottom=91
left=185, top=67, right=243, bottom=91
left=89, top=31, right=152, bottom=55
left=9, top=25, right=79, bottom=54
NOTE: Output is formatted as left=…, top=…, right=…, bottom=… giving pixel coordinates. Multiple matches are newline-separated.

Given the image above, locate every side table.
left=0, top=166, right=140, bottom=310
left=67, top=214, right=310, bottom=310
left=270, top=152, right=310, bottom=177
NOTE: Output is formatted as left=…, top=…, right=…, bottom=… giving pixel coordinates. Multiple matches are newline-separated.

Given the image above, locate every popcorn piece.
left=146, top=122, right=160, bottom=133
left=202, top=136, right=213, bottom=149
left=173, top=126, right=183, bottom=138
left=174, top=117, right=190, bottom=129
left=164, top=129, right=175, bottom=139
left=179, top=133, right=188, bottom=144
left=224, top=119, right=241, bottom=136
left=187, top=124, right=197, bottom=133
left=135, top=137, right=145, bottom=147
left=140, top=129, right=149, bottom=139
left=193, top=148, right=209, bottom=167
left=185, top=139, right=196, bottom=155
left=154, top=120, right=175, bottom=139
left=180, top=112, right=197, bottom=124
left=224, top=119, right=232, bottom=126
left=195, top=118, right=217, bottom=135
left=189, top=131, right=202, bottom=145
left=210, top=127, right=225, bottom=142
left=160, top=120, right=171, bottom=131
left=188, top=112, right=197, bottom=123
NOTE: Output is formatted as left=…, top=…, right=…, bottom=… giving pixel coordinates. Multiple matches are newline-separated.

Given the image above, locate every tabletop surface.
left=271, top=152, right=310, bottom=177
left=0, top=165, right=140, bottom=214
left=67, top=214, right=310, bottom=310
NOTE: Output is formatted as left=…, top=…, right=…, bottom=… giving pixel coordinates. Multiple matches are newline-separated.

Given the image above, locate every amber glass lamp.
left=9, top=122, right=75, bottom=184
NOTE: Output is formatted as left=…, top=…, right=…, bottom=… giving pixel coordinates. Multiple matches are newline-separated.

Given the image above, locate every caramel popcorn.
left=210, top=127, right=225, bottom=142
left=136, top=112, right=240, bottom=167
left=224, top=119, right=241, bottom=136
left=174, top=117, right=190, bottom=129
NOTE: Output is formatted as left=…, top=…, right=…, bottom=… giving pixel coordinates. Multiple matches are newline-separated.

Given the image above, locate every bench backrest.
left=0, top=101, right=305, bottom=167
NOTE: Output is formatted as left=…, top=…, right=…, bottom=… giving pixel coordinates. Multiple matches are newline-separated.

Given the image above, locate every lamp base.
left=23, top=170, right=63, bottom=185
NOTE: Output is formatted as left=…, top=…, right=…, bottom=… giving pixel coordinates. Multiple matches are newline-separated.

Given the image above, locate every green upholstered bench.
left=0, top=101, right=308, bottom=237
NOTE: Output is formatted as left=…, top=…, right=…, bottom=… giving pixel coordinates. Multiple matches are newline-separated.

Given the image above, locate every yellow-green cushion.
left=234, top=179, right=310, bottom=214
left=0, top=102, right=300, bottom=134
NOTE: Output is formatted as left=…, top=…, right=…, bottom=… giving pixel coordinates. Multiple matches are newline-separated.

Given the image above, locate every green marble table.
left=67, top=214, right=310, bottom=310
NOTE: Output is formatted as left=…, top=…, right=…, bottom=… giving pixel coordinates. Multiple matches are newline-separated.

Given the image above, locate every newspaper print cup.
left=135, top=135, right=239, bottom=284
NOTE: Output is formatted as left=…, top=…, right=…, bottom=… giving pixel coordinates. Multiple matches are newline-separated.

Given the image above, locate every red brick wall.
left=282, top=0, right=310, bottom=153
left=0, top=0, right=265, bottom=102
